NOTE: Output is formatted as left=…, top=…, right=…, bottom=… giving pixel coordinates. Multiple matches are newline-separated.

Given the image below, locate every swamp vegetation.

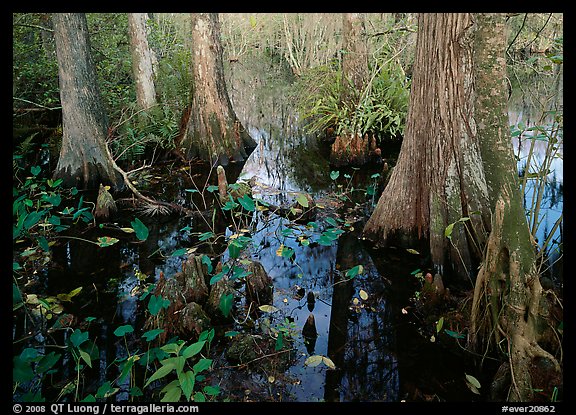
left=12, top=13, right=563, bottom=407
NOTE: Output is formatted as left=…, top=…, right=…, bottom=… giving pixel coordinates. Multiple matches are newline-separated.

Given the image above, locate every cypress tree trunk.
left=128, top=13, right=157, bottom=112
left=181, top=13, right=255, bottom=165
left=363, top=13, right=490, bottom=282
left=52, top=13, right=122, bottom=190
left=469, top=13, right=561, bottom=401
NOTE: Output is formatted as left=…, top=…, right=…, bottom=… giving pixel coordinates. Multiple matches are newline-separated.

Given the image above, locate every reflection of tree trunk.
left=324, top=233, right=356, bottom=402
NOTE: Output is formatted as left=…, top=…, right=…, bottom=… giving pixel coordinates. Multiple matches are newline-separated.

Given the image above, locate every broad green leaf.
left=36, top=352, right=61, bottom=374
left=296, top=193, right=309, bottom=208
left=178, top=370, right=196, bottom=401
left=219, top=293, right=233, bottom=317
left=144, top=362, right=175, bottom=388
left=131, top=217, right=149, bottom=241
left=193, top=392, right=206, bottom=402
left=182, top=341, right=206, bottom=359
left=129, top=387, right=143, bottom=397
left=143, top=329, right=164, bottom=342
left=70, top=329, right=89, bottom=348
left=237, top=194, right=255, bottom=211
left=79, top=350, right=92, bottom=368
left=330, top=171, right=340, bottom=180
left=193, top=358, right=212, bottom=374
left=114, top=324, right=134, bottom=337
left=445, top=329, right=466, bottom=339
left=148, top=294, right=170, bottom=316
left=96, top=381, right=119, bottom=399
left=161, top=384, right=182, bottom=402
left=31, top=165, right=41, bottom=176
left=346, top=265, right=364, bottom=279
left=199, top=231, right=215, bottom=242
left=203, top=385, right=220, bottom=396
left=170, top=248, right=187, bottom=257
left=325, top=217, right=338, bottom=227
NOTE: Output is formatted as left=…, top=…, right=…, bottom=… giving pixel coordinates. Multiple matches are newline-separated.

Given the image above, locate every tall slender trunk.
left=128, top=13, right=157, bottom=112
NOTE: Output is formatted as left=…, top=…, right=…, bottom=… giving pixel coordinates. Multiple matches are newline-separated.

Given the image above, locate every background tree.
left=180, top=13, right=256, bottom=165
left=128, top=13, right=157, bottom=113
left=363, top=13, right=491, bottom=283
left=52, top=12, right=122, bottom=190
left=469, top=13, right=561, bottom=401
left=330, top=13, right=371, bottom=167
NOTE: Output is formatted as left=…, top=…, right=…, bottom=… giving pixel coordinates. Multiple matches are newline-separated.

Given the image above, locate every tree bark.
left=330, top=13, right=370, bottom=167
left=181, top=13, right=256, bottom=165
left=128, top=13, right=157, bottom=112
left=52, top=13, right=122, bottom=190
left=469, top=13, right=560, bottom=401
left=362, top=13, right=491, bottom=282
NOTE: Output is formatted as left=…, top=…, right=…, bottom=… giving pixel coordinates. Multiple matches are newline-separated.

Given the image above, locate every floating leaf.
left=406, top=248, right=420, bottom=255
left=120, top=227, right=135, bottom=234
left=359, top=289, right=369, bottom=301
left=322, top=356, right=336, bottom=369
left=259, top=304, right=278, bottom=313
left=304, top=355, right=323, bottom=367
left=131, top=218, right=149, bottom=241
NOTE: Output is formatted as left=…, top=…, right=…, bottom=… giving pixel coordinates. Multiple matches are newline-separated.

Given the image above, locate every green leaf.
left=143, top=329, right=165, bottom=342
left=131, top=217, right=149, bottom=241
left=203, top=385, right=220, bottom=396
left=148, top=295, right=170, bottom=316
left=258, top=304, right=278, bottom=313
left=161, top=384, right=182, bottom=402
left=36, top=352, right=61, bottom=374
left=31, top=165, right=41, bottom=176
left=445, top=329, right=466, bottom=339
left=178, top=370, right=196, bottom=401
left=322, top=356, right=336, bottom=369
left=330, top=171, right=340, bottom=180
left=275, top=331, right=284, bottom=351
left=79, top=350, right=92, bottom=368
left=70, top=329, right=89, bottom=348
left=444, top=222, right=455, bottom=240
left=144, top=362, right=176, bottom=388
left=325, top=217, right=338, bottom=227
left=193, top=358, right=212, bottom=374
left=193, top=392, right=206, bottom=402
left=219, top=293, right=233, bottom=317
left=465, top=373, right=481, bottom=389
left=346, top=265, right=364, bottom=279
left=96, top=236, right=119, bottom=247
left=436, top=317, right=444, bottom=334
left=129, top=387, right=143, bottom=397
left=114, top=324, right=134, bottom=337
left=198, top=231, right=215, bottom=242
left=182, top=341, right=206, bottom=359
left=237, top=194, right=255, bottom=211
left=296, top=193, right=309, bottom=208
left=170, top=248, right=187, bottom=257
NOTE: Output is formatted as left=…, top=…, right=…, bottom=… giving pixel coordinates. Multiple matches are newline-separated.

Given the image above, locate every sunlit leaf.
left=258, top=305, right=279, bottom=313
left=182, top=341, right=206, bottom=359
left=465, top=374, right=481, bottom=389
left=346, top=265, right=364, bottom=279
left=359, top=289, right=369, bottom=301
left=406, top=248, right=420, bottom=255
left=330, top=171, right=340, bottom=180
left=237, top=194, right=255, bottom=211
left=120, top=227, right=135, bottom=233
left=322, top=356, right=336, bottom=369
left=436, top=317, right=444, bottom=334
left=178, top=370, right=196, bottom=401
left=304, top=355, right=323, bottom=367
left=296, top=193, right=309, bottom=208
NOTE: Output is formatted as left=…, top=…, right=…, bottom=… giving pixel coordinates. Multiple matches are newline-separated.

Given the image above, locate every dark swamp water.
left=17, top=56, right=562, bottom=404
